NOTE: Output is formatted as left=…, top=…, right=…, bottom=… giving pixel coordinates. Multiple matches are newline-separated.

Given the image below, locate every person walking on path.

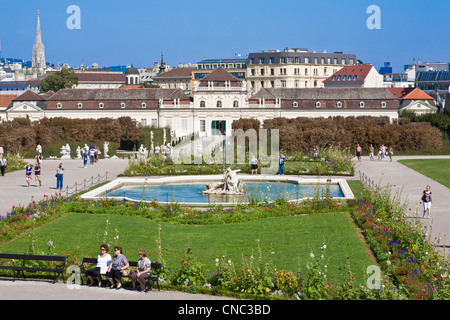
left=25, top=164, right=33, bottom=187
left=369, top=144, right=374, bottom=160
left=356, top=144, right=362, bottom=162
left=34, top=162, right=42, bottom=187
left=388, top=146, right=394, bottom=162
left=89, top=147, right=95, bottom=165
left=278, top=153, right=286, bottom=175
left=0, top=155, right=6, bottom=176
left=56, top=163, right=64, bottom=191
left=83, top=148, right=88, bottom=168
left=421, top=185, right=432, bottom=219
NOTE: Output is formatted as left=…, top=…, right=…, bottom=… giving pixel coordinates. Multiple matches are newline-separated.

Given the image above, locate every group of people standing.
left=361, top=144, right=394, bottom=162
left=86, top=243, right=152, bottom=292
left=83, top=146, right=100, bottom=168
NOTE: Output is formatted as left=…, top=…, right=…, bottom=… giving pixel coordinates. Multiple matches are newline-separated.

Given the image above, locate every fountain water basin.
left=81, top=175, right=355, bottom=207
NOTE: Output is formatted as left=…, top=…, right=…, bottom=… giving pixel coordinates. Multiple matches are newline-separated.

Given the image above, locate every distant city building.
left=323, top=65, right=384, bottom=88
left=382, top=73, right=415, bottom=88
left=152, top=67, right=196, bottom=94
left=415, top=70, right=450, bottom=101
left=124, top=66, right=140, bottom=85
left=246, top=48, right=357, bottom=94
left=193, top=57, right=247, bottom=81
left=378, top=62, right=392, bottom=75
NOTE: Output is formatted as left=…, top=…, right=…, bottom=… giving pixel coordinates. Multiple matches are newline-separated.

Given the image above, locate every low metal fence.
left=64, top=172, right=110, bottom=197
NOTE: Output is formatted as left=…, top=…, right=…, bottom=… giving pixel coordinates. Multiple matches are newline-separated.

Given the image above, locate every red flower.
left=180, top=260, right=184, bottom=265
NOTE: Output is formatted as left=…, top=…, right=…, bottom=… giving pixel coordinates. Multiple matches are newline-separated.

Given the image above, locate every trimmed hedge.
left=232, top=116, right=443, bottom=153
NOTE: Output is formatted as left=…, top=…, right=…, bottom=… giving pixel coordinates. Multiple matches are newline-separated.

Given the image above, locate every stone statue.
left=138, top=144, right=148, bottom=158
left=76, top=146, right=82, bottom=159
left=60, top=144, right=71, bottom=159
left=104, top=142, right=110, bottom=158
left=36, top=144, right=42, bottom=155
left=201, top=168, right=244, bottom=195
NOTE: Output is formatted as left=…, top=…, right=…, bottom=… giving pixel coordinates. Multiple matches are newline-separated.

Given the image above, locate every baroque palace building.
left=5, top=67, right=402, bottom=138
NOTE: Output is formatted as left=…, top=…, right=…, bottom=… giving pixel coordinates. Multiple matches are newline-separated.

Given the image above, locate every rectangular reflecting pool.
left=106, top=182, right=344, bottom=204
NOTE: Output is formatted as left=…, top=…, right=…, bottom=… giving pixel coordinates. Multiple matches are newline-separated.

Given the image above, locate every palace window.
left=316, top=101, right=321, bottom=108
left=381, top=102, right=386, bottom=108
left=141, top=102, right=147, bottom=109
left=337, top=101, right=342, bottom=108
left=57, top=103, right=62, bottom=109
left=77, top=103, right=83, bottom=109
left=293, top=101, right=298, bottom=107
left=217, top=100, right=222, bottom=108
left=360, top=101, right=365, bottom=108
left=233, top=101, right=239, bottom=108
left=200, top=120, right=206, bottom=132
left=121, top=102, right=126, bottom=109
left=99, top=103, right=104, bottom=109
left=200, top=101, right=206, bottom=108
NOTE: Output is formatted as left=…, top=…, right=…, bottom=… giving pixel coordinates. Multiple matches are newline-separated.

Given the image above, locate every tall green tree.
left=40, top=69, right=79, bottom=93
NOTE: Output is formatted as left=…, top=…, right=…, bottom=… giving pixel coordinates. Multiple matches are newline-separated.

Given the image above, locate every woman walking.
left=421, top=185, right=432, bottom=219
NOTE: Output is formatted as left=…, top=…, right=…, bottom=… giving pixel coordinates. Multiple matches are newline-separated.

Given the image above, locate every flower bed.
left=351, top=186, right=450, bottom=300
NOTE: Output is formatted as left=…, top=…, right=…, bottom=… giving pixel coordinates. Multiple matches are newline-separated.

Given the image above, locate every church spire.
left=32, top=9, right=46, bottom=69
left=36, top=9, right=42, bottom=43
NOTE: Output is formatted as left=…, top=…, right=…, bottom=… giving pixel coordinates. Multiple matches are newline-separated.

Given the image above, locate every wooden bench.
left=0, top=253, right=66, bottom=283
left=80, top=257, right=162, bottom=291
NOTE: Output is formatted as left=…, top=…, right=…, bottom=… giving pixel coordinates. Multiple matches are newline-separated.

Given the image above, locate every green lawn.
left=398, top=159, right=450, bottom=188
left=0, top=211, right=374, bottom=286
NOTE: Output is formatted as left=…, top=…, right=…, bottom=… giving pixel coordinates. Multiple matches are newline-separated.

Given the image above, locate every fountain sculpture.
left=201, top=168, right=244, bottom=195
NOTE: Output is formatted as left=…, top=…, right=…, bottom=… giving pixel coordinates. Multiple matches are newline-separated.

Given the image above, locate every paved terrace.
left=0, top=158, right=129, bottom=218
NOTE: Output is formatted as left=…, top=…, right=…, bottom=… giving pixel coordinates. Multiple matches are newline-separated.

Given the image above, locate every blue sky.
left=0, top=0, right=448, bottom=72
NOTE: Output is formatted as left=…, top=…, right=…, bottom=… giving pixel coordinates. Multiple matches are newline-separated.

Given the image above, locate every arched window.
left=200, top=101, right=206, bottom=108
left=381, top=101, right=386, bottom=108
left=233, top=101, right=239, bottom=108
left=99, top=102, right=104, bottom=109
left=292, top=101, right=298, bottom=108
left=360, top=101, right=365, bottom=108
left=217, top=100, right=222, bottom=108
left=337, top=101, right=342, bottom=108
left=121, top=102, right=126, bottom=109
left=141, top=102, right=147, bottom=109
left=57, top=103, right=62, bottom=109
left=77, top=103, right=83, bottom=109
left=316, top=101, right=321, bottom=108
